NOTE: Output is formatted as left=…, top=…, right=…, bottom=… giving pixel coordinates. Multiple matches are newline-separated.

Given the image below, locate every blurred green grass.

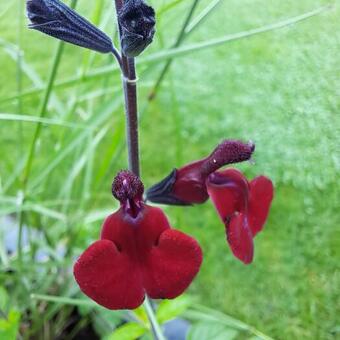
left=0, top=0, right=339, bottom=339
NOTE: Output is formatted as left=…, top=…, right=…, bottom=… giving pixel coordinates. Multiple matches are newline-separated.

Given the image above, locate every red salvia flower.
left=146, top=140, right=274, bottom=264
left=74, top=171, right=202, bottom=310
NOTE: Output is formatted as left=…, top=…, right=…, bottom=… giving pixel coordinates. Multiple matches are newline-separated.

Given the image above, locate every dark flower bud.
left=112, top=170, right=144, bottom=218
left=26, top=0, right=114, bottom=54
left=146, top=140, right=255, bottom=206
left=118, top=0, right=155, bottom=57
left=112, top=170, right=144, bottom=202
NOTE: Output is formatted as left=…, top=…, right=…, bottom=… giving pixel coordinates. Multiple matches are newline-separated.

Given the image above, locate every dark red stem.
left=115, top=0, right=140, bottom=177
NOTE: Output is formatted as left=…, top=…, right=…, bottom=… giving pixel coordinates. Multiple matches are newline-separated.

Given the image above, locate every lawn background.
left=0, top=0, right=339, bottom=339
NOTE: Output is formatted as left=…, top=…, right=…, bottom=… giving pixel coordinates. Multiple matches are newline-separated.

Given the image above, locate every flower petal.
left=73, top=240, right=144, bottom=310
left=101, top=205, right=202, bottom=301
left=172, top=160, right=209, bottom=204
left=248, top=176, right=274, bottom=236
left=101, top=206, right=169, bottom=251
left=143, top=229, right=203, bottom=299
left=226, top=213, right=254, bottom=264
left=206, top=168, right=249, bottom=221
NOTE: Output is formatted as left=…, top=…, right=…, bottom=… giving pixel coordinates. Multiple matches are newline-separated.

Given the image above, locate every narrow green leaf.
left=142, top=5, right=332, bottom=63
left=28, top=98, right=121, bottom=190
left=107, top=322, right=147, bottom=340
left=30, top=294, right=98, bottom=308
left=0, top=38, right=65, bottom=115
left=157, top=0, right=186, bottom=16
left=0, top=2, right=13, bottom=18
left=188, top=321, right=238, bottom=340
left=0, top=310, right=21, bottom=340
left=156, top=295, right=192, bottom=324
left=185, top=0, right=223, bottom=34
left=0, top=113, right=89, bottom=129
left=133, top=306, right=148, bottom=323
left=186, top=304, right=274, bottom=340
left=0, top=202, right=66, bottom=221
left=59, top=126, right=109, bottom=198
left=0, top=287, right=9, bottom=312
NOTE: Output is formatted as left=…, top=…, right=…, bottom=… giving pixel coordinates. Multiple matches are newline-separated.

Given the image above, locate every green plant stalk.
left=148, top=0, right=200, bottom=100
left=144, top=296, right=166, bottom=340
left=17, top=0, right=23, bottom=152
left=21, top=42, right=65, bottom=189
left=15, top=0, right=24, bottom=269
left=17, top=41, right=65, bottom=265
left=17, top=0, right=78, bottom=265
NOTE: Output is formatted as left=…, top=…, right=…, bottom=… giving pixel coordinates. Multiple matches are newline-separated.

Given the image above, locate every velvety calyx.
left=118, top=0, right=155, bottom=57
left=26, top=0, right=113, bottom=53
left=112, top=170, right=144, bottom=218
left=112, top=170, right=144, bottom=202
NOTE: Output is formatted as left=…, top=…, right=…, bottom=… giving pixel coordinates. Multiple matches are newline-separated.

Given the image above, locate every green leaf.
left=92, top=308, right=125, bottom=337
left=157, top=0, right=186, bottom=17
left=0, top=310, right=21, bottom=340
left=0, top=113, right=89, bottom=129
left=188, top=321, right=238, bottom=340
left=143, top=5, right=331, bottom=64
left=107, top=322, right=147, bottom=340
left=185, top=305, right=274, bottom=340
left=156, top=295, right=192, bottom=324
left=0, top=287, right=8, bottom=312
left=185, top=0, right=222, bottom=35
left=139, top=334, right=153, bottom=340
left=133, top=306, right=148, bottom=323
left=30, top=293, right=98, bottom=308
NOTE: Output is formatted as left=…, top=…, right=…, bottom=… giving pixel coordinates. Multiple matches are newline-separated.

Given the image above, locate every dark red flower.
left=146, top=140, right=255, bottom=205
left=74, top=171, right=202, bottom=310
left=207, top=169, right=274, bottom=264
left=146, top=141, right=274, bottom=264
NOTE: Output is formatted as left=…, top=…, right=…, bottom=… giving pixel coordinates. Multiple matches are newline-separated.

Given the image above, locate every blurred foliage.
left=0, top=0, right=339, bottom=339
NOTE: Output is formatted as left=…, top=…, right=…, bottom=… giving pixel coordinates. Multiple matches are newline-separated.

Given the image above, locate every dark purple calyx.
left=146, top=169, right=193, bottom=205
left=26, top=0, right=114, bottom=54
left=112, top=170, right=144, bottom=218
left=118, top=0, right=155, bottom=57
left=200, top=140, right=255, bottom=177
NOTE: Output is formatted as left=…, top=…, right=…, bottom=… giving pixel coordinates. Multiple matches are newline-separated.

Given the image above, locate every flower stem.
left=122, top=57, right=140, bottom=176
left=144, top=296, right=166, bottom=340
left=114, top=1, right=140, bottom=177
left=113, top=2, right=164, bottom=339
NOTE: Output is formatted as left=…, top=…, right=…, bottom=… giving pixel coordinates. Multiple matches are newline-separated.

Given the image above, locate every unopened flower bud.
left=112, top=170, right=144, bottom=218
left=118, top=0, right=155, bottom=57
left=27, top=0, right=114, bottom=53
